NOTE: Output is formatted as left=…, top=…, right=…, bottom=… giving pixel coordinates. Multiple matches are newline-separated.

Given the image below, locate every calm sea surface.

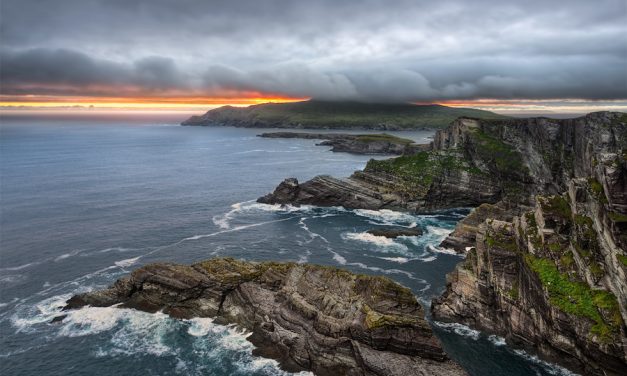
left=0, top=114, right=575, bottom=375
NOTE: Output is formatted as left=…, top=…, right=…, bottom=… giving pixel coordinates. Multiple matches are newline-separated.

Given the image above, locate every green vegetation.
left=194, top=100, right=507, bottom=129
left=617, top=254, right=627, bottom=267
left=541, top=195, right=572, bottom=220
left=485, top=230, right=518, bottom=253
left=355, top=133, right=414, bottom=145
left=524, top=254, right=622, bottom=343
left=470, top=128, right=527, bottom=176
left=506, top=280, right=520, bottom=300
left=588, top=178, right=608, bottom=204
left=608, top=211, right=627, bottom=223
left=589, top=262, right=605, bottom=280
left=362, top=304, right=418, bottom=330
left=365, top=149, right=483, bottom=199
left=559, top=251, right=575, bottom=269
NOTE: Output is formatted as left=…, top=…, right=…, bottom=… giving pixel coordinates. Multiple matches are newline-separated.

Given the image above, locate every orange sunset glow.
left=0, top=94, right=308, bottom=110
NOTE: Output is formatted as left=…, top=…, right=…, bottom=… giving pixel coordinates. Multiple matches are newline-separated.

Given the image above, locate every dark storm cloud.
left=1, top=0, right=626, bottom=101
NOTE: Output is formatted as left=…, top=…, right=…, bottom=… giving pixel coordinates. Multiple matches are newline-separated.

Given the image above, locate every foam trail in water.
left=329, top=250, right=422, bottom=282
left=377, top=257, right=410, bottom=264
left=432, top=321, right=481, bottom=340
left=512, top=349, right=580, bottom=376
left=353, top=209, right=418, bottom=226
left=342, top=232, right=410, bottom=255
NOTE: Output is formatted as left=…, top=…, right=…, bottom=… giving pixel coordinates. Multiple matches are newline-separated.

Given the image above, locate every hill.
left=181, top=100, right=506, bottom=130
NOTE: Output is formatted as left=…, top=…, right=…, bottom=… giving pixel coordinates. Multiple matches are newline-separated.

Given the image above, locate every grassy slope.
left=201, top=100, right=506, bottom=129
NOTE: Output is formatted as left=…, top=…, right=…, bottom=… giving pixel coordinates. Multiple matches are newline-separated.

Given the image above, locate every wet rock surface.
left=64, top=258, right=465, bottom=376
left=366, top=227, right=423, bottom=238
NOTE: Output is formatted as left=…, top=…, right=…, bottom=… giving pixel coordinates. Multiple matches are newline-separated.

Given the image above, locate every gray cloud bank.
left=1, top=0, right=626, bottom=102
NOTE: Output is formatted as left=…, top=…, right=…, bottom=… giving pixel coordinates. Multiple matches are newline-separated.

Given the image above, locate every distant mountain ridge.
left=181, top=100, right=507, bottom=130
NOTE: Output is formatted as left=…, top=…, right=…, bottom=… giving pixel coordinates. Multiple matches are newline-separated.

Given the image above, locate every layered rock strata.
left=260, top=112, right=627, bottom=375
left=63, top=258, right=465, bottom=376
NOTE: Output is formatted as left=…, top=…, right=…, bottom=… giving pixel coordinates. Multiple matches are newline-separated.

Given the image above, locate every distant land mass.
left=181, top=100, right=507, bottom=130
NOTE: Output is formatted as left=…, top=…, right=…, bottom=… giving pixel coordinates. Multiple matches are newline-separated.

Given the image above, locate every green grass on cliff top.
left=524, top=254, right=622, bottom=342
left=204, top=100, right=506, bottom=129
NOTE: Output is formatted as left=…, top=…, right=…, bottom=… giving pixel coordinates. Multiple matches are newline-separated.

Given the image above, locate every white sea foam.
left=378, top=257, right=410, bottom=264
left=329, top=251, right=419, bottom=281
left=0, top=274, right=27, bottom=284
left=512, top=349, right=580, bottom=376
left=10, top=294, right=71, bottom=332
left=433, top=321, right=481, bottom=340
left=59, top=306, right=126, bottom=337
left=418, top=255, right=437, bottom=262
left=184, top=217, right=295, bottom=241
left=487, top=334, right=507, bottom=346
left=0, top=297, right=19, bottom=308
left=114, top=257, right=140, bottom=268
left=0, top=261, right=41, bottom=271
left=353, top=209, right=417, bottom=226
left=331, top=251, right=347, bottom=265
left=96, top=247, right=140, bottom=254
left=54, top=249, right=85, bottom=262
left=342, top=232, right=408, bottom=253
left=298, top=217, right=328, bottom=244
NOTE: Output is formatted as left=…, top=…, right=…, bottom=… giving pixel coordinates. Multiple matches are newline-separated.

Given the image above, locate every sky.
left=1, top=0, right=626, bottom=115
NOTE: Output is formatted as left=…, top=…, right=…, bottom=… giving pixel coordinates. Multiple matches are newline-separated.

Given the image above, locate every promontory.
left=61, top=258, right=466, bottom=376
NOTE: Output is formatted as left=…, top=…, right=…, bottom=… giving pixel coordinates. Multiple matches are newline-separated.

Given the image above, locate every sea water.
left=0, top=114, right=576, bottom=375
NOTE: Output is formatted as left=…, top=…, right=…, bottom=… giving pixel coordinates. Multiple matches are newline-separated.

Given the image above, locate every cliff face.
left=260, top=111, right=627, bottom=374
left=431, top=112, right=627, bottom=375
left=63, top=258, right=465, bottom=376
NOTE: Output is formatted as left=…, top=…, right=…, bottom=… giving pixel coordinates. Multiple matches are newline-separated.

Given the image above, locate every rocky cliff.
left=258, top=132, right=429, bottom=155
left=62, top=258, right=465, bottom=376
left=260, top=111, right=627, bottom=375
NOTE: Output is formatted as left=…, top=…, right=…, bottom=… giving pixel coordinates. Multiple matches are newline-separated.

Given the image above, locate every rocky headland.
left=258, top=112, right=627, bottom=375
left=366, top=227, right=423, bottom=238
left=62, top=258, right=465, bottom=376
left=258, top=132, right=429, bottom=155
left=181, top=100, right=505, bottom=130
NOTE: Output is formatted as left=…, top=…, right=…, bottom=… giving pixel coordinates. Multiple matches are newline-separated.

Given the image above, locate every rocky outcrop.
left=432, top=192, right=627, bottom=375
left=431, top=112, right=627, bottom=375
left=260, top=111, right=627, bottom=375
left=367, top=227, right=423, bottom=238
left=63, top=258, right=465, bottom=376
left=258, top=132, right=428, bottom=155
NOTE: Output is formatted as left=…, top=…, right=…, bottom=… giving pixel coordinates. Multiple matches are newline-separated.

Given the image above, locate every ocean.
left=0, top=114, right=576, bottom=375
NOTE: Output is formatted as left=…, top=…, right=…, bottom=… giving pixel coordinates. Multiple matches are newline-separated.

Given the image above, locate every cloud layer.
left=1, top=0, right=626, bottom=102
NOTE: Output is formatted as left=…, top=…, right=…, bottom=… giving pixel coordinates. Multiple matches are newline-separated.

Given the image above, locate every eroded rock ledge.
left=258, top=132, right=429, bottom=155
left=63, top=258, right=465, bottom=376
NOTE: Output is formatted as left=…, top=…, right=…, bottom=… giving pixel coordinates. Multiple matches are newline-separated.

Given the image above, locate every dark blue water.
left=0, top=115, right=575, bottom=375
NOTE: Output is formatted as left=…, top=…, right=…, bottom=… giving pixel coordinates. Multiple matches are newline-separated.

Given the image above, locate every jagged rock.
left=258, top=132, right=429, bottom=155
left=260, top=111, right=627, bottom=375
left=63, top=258, right=465, bottom=376
left=367, top=227, right=422, bottom=238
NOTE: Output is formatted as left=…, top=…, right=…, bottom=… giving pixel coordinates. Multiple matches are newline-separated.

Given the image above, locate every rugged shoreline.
left=257, top=112, right=627, bottom=375
left=62, top=258, right=465, bottom=376
left=258, top=132, right=430, bottom=155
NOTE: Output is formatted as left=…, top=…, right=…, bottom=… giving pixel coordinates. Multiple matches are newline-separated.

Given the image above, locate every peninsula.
left=181, top=100, right=506, bottom=130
